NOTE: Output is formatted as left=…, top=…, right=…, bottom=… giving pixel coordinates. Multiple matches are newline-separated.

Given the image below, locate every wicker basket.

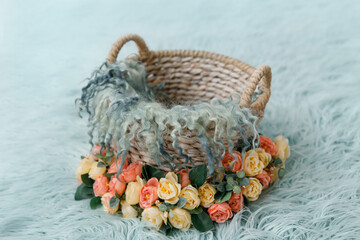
left=106, top=34, right=272, bottom=171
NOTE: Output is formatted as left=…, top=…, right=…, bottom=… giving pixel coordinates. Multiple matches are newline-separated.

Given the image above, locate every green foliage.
left=218, top=191, right=232, bottom=203
left=191, top=211, right=214, bottom=232
left=81, top=173, right=94, bottom=187
left=187, top=207, right=203, bottom=215
left=142, top=164, right=165, bottom=180
left=177, top=197, right=187, bottom=209
left=74, top=184, right=94, bottom=200
left=110, top=196, right=120, bottom=209
left=189, top=164, right=207, bottom=188
left=90, top=196, right=102, bottom=209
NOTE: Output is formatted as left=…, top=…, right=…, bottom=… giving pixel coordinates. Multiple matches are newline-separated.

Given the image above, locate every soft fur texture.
left=1, top=0, right=359, bottom=239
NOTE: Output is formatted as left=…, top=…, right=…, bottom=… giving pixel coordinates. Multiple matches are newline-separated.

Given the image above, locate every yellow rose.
left=254, top=148, right=272, bottom=167
left=120, top=200, right=138, bottom=218
left=158, top=172, right=181, bottom=204
left=75, top=156, right=93, bottom=181
left=141, top=206, right=165, bottom=230
left=88, top=162, right=106, bottom=180
left=274, top=135, right=290, bottom=162
left=125, top=181, right=142, bottom=205
left=198, top=183, right=216, bottom=208
left=242, top=177, right=262, bottom=201
left=180, top=185, right=200, bottom=210
left=243, top=150, right=264, bottom=176
left=169, top=207, right=191, bottom=231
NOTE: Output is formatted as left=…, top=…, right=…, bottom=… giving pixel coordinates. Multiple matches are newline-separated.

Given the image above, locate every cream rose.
left=169, top=207, right=192, bottom=231
left=120, top=200, right=138, bottom=218
left=180, top=185, right=200, bottom=210
left=88, top=162, right=107, bottom=180
left=141, top=206, right=165, bottom=230
left=158, top=172, right=181, bottom=204
left=243, top=150, right=264, bottom=176
left=125, top=181, right=142, bottom=205
left=242, top=177, right=262, bottom=201
left=274, top=135, right=290, bottom=162
left=75, top=156, right=93, bottom=181
left=198, top=183, right=216, bottom=208
left=254, top=148, right=272, bottom=167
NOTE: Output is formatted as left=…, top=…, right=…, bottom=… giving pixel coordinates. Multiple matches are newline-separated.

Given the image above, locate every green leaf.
left=81, top=173, right=94, bottom=187
left=239, top=177, right=250, bottom=186
left=90, top=196, right=102, bottom=209
left=74, top=184, right=94, bottom=200
left=187, top=207, right=203, bottom=215
left=105, top=172, right=115, bottom=180
left=106, top=151, right=114, bottom=158
left=278, top=168, right=286, bottom=178
left=214, top=190, right=226, bottom=200
left=225, top=184, right=233, bottom=192
left=177, top=173, right=181, bottom=184
left=94, top=153, right=105, bottom=159
left=81, top=155, right=85, bottom=159
left=177, top=197, right=187, bottom=209
left=115, top=191, right=122, bottom=199
left=216, top=181, right=226, bottom=192
left=233, top=185, right=241, bottom=194
left=191, top=211, right=214, bottom=232
left=236, top=170, right=245, bottom=178
left=169, top=209, right=174, bottom=218
left=97, top=161, right=107, bottom=168
left=219, top=191, right=232, bottom=203
left=274, top=158, right=283, bottom=167
left=226, top=177, right=235, bottom=185
left=142, top=165, right=165, bottom=180
left=243, top=196, right=251, bottom=206
left=159, top=204, right=168, bottom=212
left=110, top=196, right=120, bottom=209
left=189, top=164, right=207, bottom=188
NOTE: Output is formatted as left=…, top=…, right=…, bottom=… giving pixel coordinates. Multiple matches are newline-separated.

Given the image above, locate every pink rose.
left=208, top=202, right=233, bottom=223
left=101, top=192, right=119, bottom=214
left=93, top=175, right=109, bottom=197
left=92, top=145, right=107, bottom=156
left=176, top=169, right=191, bottom=188
left=259, top=136, right=278, bottom=157
left=227, top=193, right=244, bottom=212
left=222, top=151, right=243, bottom=172
left=108, top=157, right=129, bottom=174
left=255, top=170, right=272, bottom=190
left=121, top=162, right=143, bottom=182
left=139, top=177, right=159, bottom=209
left=109, top=175, right=126, bottom=195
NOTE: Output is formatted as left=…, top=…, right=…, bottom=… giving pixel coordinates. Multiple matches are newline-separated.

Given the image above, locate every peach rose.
left=222, top=151, right=242, bottom=172
left=227, top=193, right=244, bottom=212
left=121, top=162, right=142, bottom=182
left=274, top=135, right=291, bottom=162
left=259, top=135, right=278, bottom=156
left=93, top=175, right=109, bottom=197
left=92, top=144, right=107, bottom=156
left=101, top=192, right=119, bottom=215
left=107, top=157, right=129, bottom=174
left=242, top=178, right=262, bottom=201
left=243, top=150, right=264, bottom=176
left=255, top=170, right=272, bottom=190
left=208, top=202, right=233, bottom=223
left=176, top=169, right=191, bottom=188
left=139, top=177, right=159, bottom=209
left=109, top=175, right=126, bottom=195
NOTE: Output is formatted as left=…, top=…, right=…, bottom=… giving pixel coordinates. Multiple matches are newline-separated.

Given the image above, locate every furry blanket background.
left=1, top=0, right=359, bottom=239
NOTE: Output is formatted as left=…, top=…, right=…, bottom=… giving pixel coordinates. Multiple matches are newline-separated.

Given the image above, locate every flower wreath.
left=74, top=135, right=290, bottom=233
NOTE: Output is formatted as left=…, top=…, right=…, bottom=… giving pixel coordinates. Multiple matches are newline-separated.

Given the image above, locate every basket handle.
left=240, top=65, right=272, bottom=111
left=107, top=34, right=150, bottom=64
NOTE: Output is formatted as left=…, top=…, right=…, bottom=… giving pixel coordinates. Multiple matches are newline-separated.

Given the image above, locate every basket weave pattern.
left=106, top=34, right=272, bottom=171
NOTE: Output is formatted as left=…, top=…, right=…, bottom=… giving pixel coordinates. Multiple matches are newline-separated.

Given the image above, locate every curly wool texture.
left=77, top=60, right=258, bottom=174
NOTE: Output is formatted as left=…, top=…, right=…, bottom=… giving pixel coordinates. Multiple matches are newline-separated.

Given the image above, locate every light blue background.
left=1, top=1, right=359, bottom=239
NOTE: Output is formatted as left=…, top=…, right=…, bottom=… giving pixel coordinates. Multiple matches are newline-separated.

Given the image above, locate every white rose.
left=88, top=162, right=106, bottom=180
left=125, top=182, right=142, bottom=205
left=120, top=200, right=138, bottom=218
left=141, top=206, right=165, bottom=230
left=169, top=207, right=191, bottom=231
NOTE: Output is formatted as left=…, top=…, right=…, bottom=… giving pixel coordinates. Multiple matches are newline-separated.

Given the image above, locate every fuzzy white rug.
left=1, top=0, right=360, bottom=239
